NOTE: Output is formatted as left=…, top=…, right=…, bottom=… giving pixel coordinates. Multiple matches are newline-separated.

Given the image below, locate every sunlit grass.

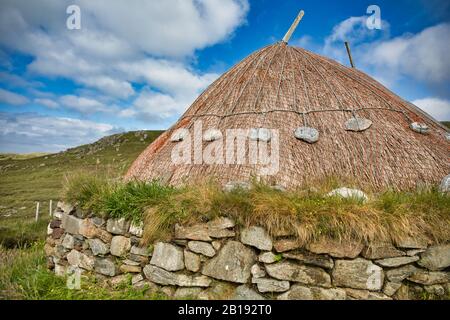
left=63, top=175, right=450, bottom=246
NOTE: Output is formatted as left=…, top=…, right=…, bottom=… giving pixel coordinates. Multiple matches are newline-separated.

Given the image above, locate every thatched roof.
left=125, top=42, right=449, bottom=190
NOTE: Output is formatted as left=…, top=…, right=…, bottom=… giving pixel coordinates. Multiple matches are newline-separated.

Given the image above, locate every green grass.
left=63, top=173, right=175, bottom=223
left=0, top=242, right=169, bottom=300
left=0, top=153, right=50, bottom=161
left=0, top=130, right=167, bottom=299
left=0, top=218, right=49, bottom=249
left=62, top=176, right=450, bottom=247
left=0, top=130, right=163, bottom=248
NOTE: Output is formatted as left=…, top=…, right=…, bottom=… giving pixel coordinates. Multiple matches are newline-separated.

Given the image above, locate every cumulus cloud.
left=0, top=88, right=29, bottom=105
left=34, top=98, right=59, bottom=109
left=0, top=0, right=248, bottom=131
left=0, top=112, right=121, bottom=153
left=76, top=0, right=250, bottom=57
left=0, top=1, right=249, bottom=152
left=412, top=97, right=450, bottom=121
left=119, top=59, right=218, bottom=98
left=59, top=95, right=110, bottom=114
left=363, top=24, right=450, bottom=85
left=120, top=88, right=197, bottom=122
left=0, top=0, right=249, bottom=57
left=0, top=0, right=247, bottom=106
left=303, top=15, right=450, bottom=96
left=0, top=71, right=42, bottom=89
left=320, top=15, right=390, bottom=65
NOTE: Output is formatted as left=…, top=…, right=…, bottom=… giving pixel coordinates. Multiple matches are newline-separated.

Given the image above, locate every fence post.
left=35, top=202, right=40, bottom=222
left=49, top=199, right=53, bottom=217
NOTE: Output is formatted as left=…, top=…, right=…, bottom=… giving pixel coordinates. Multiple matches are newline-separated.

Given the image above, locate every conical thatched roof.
left=126, top=42, right=449, bottom=190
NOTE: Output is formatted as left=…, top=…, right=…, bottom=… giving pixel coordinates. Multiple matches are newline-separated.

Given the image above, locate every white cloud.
left=321, top=15, right=390, bottom=65
left=0, top=0, right=248, bottom=108
left=0, top=112, right=121, bottom=153
left=363, top=23, right=450, bottom=84
left=304, top=16, right=450, bottom=95
left=79, top=76, right=135, bottom=99
left=412, top=97, right=450, bottom=121
left=0, top=71, right=42, bottom=89
left=59, top=95, right=110, bottom=114
left=119, top=58, right=218, bottom=98
left=77, top=0, right=249, bottom=57
left=122, top=89, right=194, bottom=122
left=34, top=98, right=59, bottom=109
left=0, top=88, right=29, bottom=105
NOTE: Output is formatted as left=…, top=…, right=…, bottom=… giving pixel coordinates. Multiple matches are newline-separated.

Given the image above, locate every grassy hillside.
left=0, top=153, right=50, bottom=161
left=0, top=130, right=163, bottom=247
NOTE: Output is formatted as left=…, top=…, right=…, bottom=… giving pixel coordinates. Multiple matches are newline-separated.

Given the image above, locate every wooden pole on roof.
left=282, top=10, right=305, bottom=43
left=344, top=41, right=355, bottom=68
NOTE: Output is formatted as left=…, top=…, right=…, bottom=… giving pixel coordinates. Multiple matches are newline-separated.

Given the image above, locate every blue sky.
left=0, top=0, right=449, bottom=153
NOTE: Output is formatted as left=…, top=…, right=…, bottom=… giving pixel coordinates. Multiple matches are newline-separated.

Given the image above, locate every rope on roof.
left=289, top=45, right=312, bottom=130
left=308, top=49, right=366, bottom=113
left=302, top=50, right=430, bottom=132
left=252, top=43, right=283, bottom=114
left=179, top=106, right=415, bottom=121
left=273, top=43, right=289, bottom=115
left=187, top=45, right=271, bottom=132
left=296, top=47, right=347, bottom=114
left=227, top=45, right=276, bottom=116
left=287, top=50, right=319, bottom=144
left=311, top=50, right=414, bottom=124
left=247, top=43, right=284, bottom=145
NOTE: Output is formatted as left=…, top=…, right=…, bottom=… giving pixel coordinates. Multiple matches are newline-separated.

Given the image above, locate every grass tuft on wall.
left=63, top=175, right=450, bottom=247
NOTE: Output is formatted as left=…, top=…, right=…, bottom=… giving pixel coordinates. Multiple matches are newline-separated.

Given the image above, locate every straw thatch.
left=125, top=42, right=449, bottom=190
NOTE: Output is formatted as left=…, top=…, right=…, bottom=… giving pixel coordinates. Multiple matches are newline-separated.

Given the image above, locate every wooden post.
left=49, top=200, right=53, bottom=217
left=282, top=10, right=305, bottom=43
left=35, top=202, right=40, bottom=222
left=345, top=41, right=355, bottom=68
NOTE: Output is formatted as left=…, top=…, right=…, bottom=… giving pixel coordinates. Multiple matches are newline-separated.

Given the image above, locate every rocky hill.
left=0, top=130, right=163, bottom=247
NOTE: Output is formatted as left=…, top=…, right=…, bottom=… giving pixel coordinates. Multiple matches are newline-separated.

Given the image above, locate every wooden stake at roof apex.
left=345, top=41, right=355, bottom=68
left=282, top=10, right=305, bottom=43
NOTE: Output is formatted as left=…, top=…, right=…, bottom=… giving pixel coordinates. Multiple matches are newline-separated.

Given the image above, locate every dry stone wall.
left=45, top=202, right=450, bottom=300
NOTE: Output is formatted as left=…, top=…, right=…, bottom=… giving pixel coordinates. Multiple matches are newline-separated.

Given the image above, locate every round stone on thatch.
left=170, top=129, right=188, bottom=142
left=327, top=187, right=368, bottom=202
left=203, top=129, right=222, bottom=142
left=249, top=128, right=271, bottom=142
left=294, top=126, right=319, bottom=143
left=410, top=122, right=429, bottom=134
left=345, top=117, right=372, bottom=132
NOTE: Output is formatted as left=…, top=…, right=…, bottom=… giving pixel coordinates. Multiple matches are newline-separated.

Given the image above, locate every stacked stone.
left=46, top=202, right=450, bottom=300
left=46, top=202, right=149, bottom=285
